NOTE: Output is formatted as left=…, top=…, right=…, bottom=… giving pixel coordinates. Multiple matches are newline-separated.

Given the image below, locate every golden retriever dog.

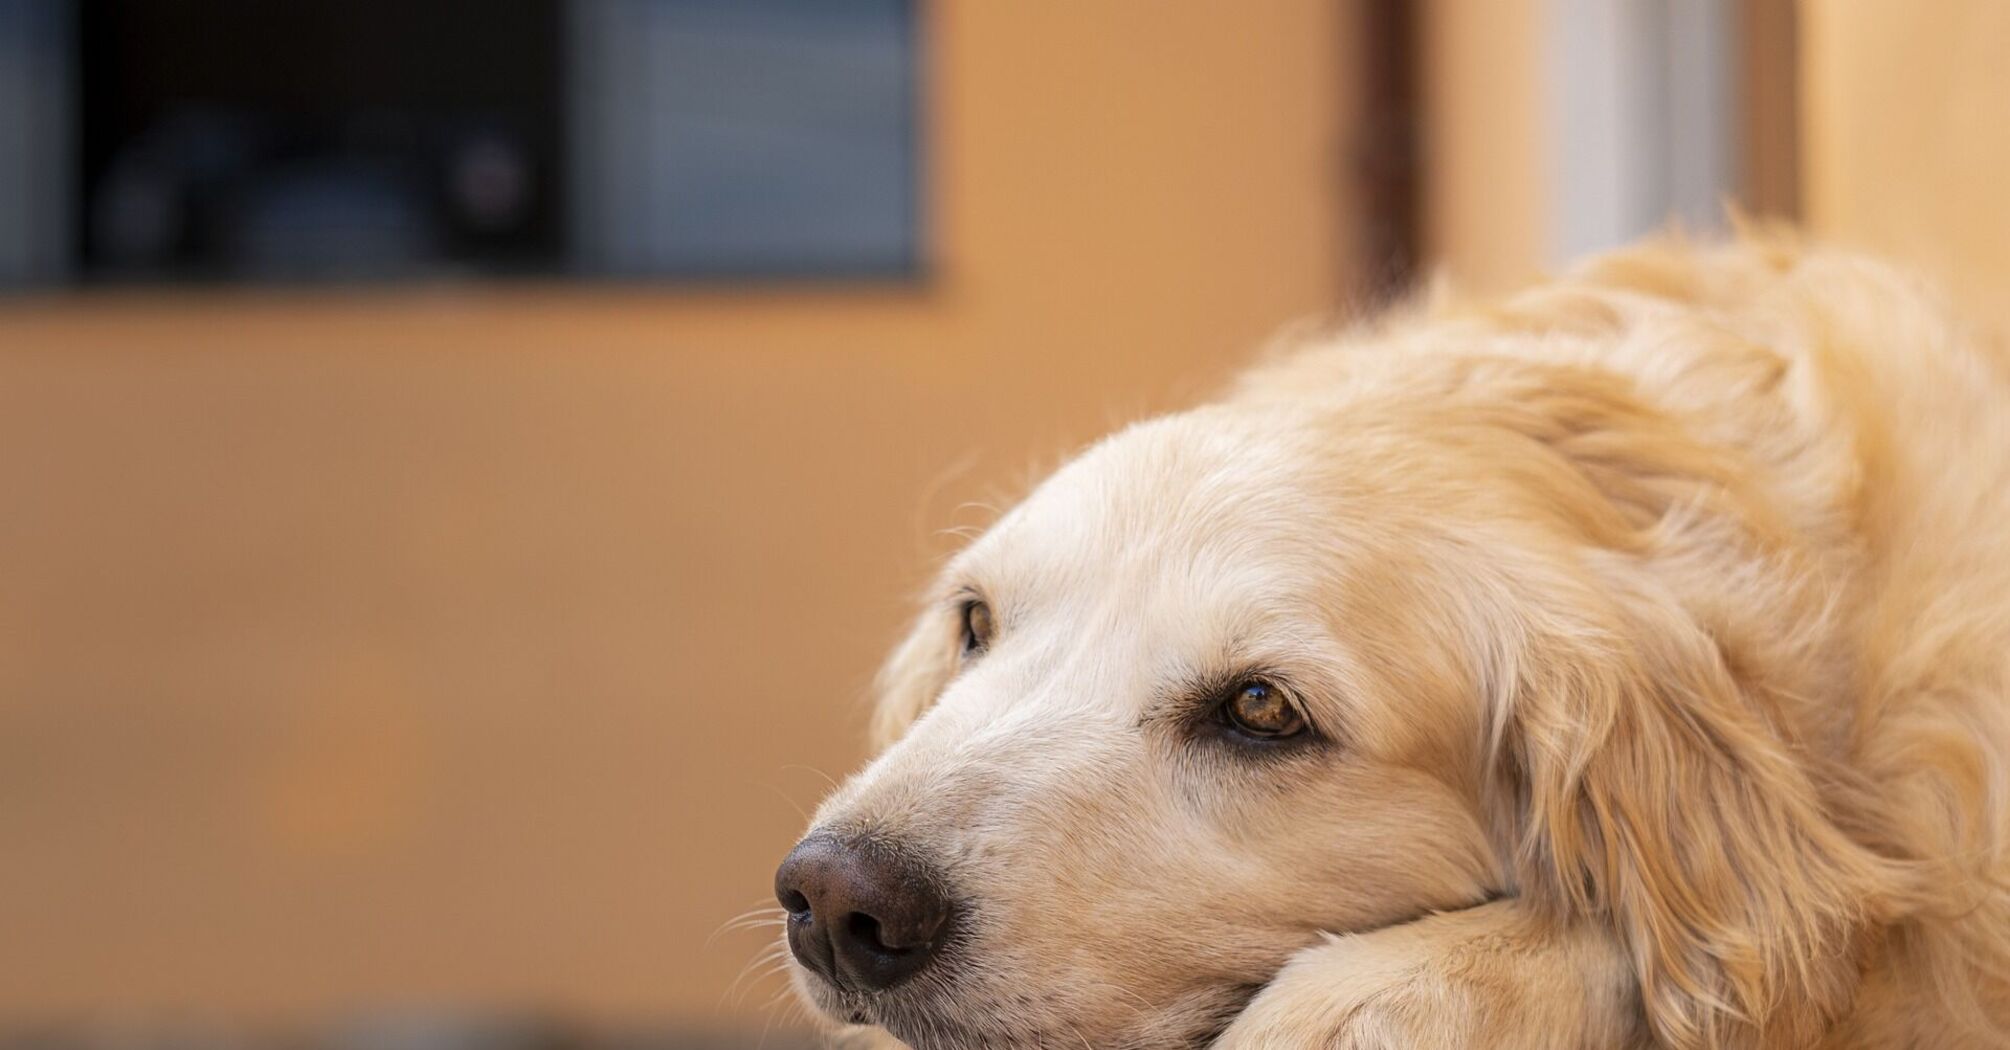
left=772, top=236, right=2010, bottom=1048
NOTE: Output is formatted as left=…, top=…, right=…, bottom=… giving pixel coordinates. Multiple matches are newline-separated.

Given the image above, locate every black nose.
left=774, top=834, right=951, bottom=992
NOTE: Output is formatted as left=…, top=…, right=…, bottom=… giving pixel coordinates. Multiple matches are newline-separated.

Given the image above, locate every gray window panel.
left=1547, top=0, right=1735, bottom=264
left=0, top=0, right=71, bottom=287
left=570, top=0, right=922, bottom=279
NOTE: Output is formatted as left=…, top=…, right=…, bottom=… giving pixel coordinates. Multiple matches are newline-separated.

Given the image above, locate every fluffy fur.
left=784, top=236, right=2010, bottom=1048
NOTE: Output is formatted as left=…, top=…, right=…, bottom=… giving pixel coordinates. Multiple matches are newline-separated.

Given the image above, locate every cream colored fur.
left=785, top=236, right=2010, bottom=1048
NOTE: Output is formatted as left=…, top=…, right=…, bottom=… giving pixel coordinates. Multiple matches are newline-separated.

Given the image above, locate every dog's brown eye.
left=960, top=599, right=995, bottom=656
left=1222, top=681, right=1304, bottom=738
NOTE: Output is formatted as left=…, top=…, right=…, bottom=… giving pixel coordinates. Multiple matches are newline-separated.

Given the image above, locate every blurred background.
left=1, top=1, right=2005, bottom=1047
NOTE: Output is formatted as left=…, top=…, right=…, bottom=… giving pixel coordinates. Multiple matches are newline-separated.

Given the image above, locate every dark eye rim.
left=1218, top=679, right=1306, bottom=738
left=958, top=597, right=994, bottom=657
left=1207, top=675, right=1318, bottom=748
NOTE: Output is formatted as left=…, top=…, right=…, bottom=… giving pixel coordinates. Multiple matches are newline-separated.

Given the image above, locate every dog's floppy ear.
left=867, top=608, right=958, bottom=751
left=1472, top=373, right=1912, bottom=1048
left=1494, top=571, right=1902, bottom=1049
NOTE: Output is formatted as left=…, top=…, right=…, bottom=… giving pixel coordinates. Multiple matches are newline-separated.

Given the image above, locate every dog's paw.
left=1211, top=933, right=1479, bottom=1049
left=1211, top=902, right=1645, bottom=1050
left=825, top=1025, right=908, bottom=1050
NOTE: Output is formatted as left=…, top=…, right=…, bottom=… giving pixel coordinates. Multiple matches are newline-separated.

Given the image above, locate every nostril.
left=779, top=888, right=812, bottom=919
left=845, top=911, right=894, bottom=953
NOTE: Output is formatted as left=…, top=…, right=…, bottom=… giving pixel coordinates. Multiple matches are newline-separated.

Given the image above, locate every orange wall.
left=1419, top=0, right=1548, bottom=293
left=1802, top=0, right=2010, bottom=333
left=0, top=1, right=1352, bottom=1031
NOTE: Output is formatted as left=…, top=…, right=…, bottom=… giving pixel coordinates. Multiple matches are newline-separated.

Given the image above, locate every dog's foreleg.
left=1211, top=898, right=1647, bottom=1049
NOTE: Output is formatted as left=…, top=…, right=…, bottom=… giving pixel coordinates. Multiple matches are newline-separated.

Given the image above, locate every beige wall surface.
left=1419, top=0, right=1549, bottom=295
left=1803, top=0, right=2010, bottom=333
left=0, top=1, right=1351, bottom=1031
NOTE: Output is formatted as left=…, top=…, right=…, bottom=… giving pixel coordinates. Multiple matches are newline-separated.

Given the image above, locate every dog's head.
left=778, top=362, right=1898, bottom=1049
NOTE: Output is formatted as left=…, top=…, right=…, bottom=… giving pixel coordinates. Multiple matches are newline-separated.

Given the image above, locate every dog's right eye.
left=1220, top=679, right=1307, bottom=739
left=960, top=599, right=995, bottom=656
